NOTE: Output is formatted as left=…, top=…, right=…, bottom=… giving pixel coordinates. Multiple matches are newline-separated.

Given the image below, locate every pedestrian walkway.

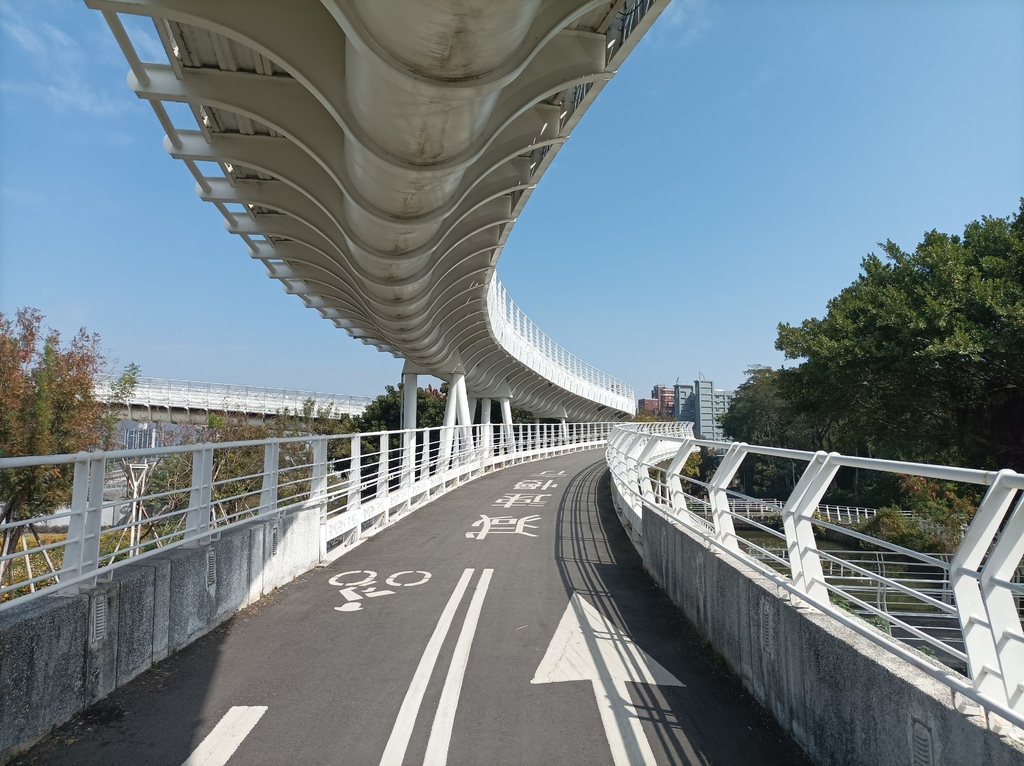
left=13, top=452, right=812, bottom=766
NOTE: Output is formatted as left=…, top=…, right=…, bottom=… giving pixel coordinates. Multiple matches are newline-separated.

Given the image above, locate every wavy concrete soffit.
left=87, top=0, right=669, bottom=420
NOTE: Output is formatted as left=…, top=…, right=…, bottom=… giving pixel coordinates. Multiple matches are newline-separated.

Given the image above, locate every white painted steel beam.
left=87, top=0, right=664, bottom=420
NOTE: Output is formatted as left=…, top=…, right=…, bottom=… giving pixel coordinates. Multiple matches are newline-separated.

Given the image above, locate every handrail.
left=94, top=375, right=373, bottom=417
left=486, top=275, right=635, bottom=413
left=0, top=421, right=616, bottom=613
left=606, top=423, right=1024, bottom=732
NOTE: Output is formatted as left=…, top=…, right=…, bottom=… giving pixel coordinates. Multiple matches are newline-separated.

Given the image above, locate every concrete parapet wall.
left=641, top=504, right=1024, bottom=766
left=0, top=505, right=321, bottom=761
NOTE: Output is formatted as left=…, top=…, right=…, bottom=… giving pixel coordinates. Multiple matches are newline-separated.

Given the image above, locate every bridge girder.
left=88, top=0, right=668, bottom=421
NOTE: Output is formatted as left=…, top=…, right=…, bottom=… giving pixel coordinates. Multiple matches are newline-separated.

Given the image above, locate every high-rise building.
left=673, top=378, right=735, bottom=440
left=651, top=385, right=675, bottom=414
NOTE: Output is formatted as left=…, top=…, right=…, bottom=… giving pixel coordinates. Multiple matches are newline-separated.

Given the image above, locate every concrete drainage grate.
left=696, top=556, right=705, bottom=595
left=911, top=720, right=933, bottom=766
left=759, top=598, right=773, bottom=656
left=271, top=525, right=279, bottom=556
left=91, top=596, right=107, bottom=646
left=206, top=548, right=217, bottom=588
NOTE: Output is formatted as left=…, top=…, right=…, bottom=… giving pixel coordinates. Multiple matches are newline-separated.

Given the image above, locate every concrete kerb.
left=0, top=592, right=89, bottom=759
left=640, top=503, right=1024, bottom=766
left=0, top=505, right=315, bottom=762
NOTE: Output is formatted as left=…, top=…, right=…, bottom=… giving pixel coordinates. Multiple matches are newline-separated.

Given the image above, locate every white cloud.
left=0, top=7, right=129, bottom=117
left=0, top=185, right=45, bottom=205
left=648, top=0, right=716, bottom=50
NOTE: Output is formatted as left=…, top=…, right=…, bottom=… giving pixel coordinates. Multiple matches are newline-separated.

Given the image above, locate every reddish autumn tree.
left=0, top=308, right=105, bottom=586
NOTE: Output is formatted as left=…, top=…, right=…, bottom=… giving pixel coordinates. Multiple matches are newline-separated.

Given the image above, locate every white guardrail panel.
left=94, top=376, right=373, bottom=417
left=605, top=423, right=1024, bottom=733
left=0, top=421, right=615, bottom=614
left=486, top=277, right=635, bottom=413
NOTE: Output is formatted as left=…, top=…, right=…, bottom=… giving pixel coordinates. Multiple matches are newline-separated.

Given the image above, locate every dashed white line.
left=181, top=706, right=267, bottom=766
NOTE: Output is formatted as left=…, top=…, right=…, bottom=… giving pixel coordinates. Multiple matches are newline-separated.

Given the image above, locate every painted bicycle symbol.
left=328, top=569, right=431, bottom=612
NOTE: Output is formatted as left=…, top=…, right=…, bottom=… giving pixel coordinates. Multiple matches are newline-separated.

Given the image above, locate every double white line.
left=380, top=567, right=494, bottom=766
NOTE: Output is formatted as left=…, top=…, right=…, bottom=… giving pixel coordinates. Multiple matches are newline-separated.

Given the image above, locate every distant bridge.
left=94, top=375, right=372, bottom=424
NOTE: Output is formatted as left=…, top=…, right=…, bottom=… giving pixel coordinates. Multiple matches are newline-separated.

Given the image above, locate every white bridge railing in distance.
left=94, top=376, right=373, bottom=418
left=0, top=421, right=615, bottom=615
left=486, top=276, right=634, bottom=414
left=606, top=424, right=1024, bottom=734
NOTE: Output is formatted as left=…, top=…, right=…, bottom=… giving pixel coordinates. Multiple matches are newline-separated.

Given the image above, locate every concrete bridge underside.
left=88, top=0, right=664, bottom=423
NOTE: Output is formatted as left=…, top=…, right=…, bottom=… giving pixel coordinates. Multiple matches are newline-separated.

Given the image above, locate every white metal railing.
left=486, top=276, right=635, bottom=414
left=711, top=499, right=878, bottom=525
left=94, top=375, right=373, bottom=418
left=606, top=424, right=1024, bottom=733
left=0, top=421, right=615, bottom=614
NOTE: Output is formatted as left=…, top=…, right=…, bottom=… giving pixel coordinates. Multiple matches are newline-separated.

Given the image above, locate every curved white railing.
left=94, top=376, right=373, bottom=418
left=606, top=423, right=1024, bottom=732
left=0, top=421, right=615, bottom=613
left=486, top=276, right=635, bottom=413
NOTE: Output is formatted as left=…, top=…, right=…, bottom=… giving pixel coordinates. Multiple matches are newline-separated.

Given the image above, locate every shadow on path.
left=552, top=460, right=812, bottom=766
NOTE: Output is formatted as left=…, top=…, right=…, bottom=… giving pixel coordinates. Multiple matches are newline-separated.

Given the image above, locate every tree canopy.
left=773, top=201, right=1024, bottom=470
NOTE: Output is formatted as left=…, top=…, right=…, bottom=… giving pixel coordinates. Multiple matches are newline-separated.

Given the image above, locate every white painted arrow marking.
left=532, top=594, right=683, bottom=766
left=181, top=706, right=267, bottom=766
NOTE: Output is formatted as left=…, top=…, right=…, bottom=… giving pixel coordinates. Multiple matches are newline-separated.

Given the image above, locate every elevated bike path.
left=15, top=451, right=810, bottom=766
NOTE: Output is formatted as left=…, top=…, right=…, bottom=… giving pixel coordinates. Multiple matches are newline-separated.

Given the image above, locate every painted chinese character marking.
left=514, top=479, right=558, bottom=491
left=467, top=514, right=542, bottom=540
left=492, top=493, right=551, bottom=509
left=532, top=470, right=566, bottom=477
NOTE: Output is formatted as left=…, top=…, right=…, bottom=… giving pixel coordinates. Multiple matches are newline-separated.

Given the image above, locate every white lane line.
left=379, top=568, right=476, bottom=766
left=423, top=568, right=494, bottom=765
left=181, top=706, right=267, bottom=766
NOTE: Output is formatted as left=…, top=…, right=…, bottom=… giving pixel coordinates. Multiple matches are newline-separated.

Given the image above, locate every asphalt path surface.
left=14, top=452, right=812, bottom=766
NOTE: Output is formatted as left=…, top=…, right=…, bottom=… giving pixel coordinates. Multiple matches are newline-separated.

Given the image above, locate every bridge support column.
left=500, top=398, right=514, bottom=455
left=440, top=372, right=471, bottom=467
left=480, top=398, right=492, bottom=456
left=454, top=375, right=473, bottom=461
left=401, top=373, right=417, bottom=487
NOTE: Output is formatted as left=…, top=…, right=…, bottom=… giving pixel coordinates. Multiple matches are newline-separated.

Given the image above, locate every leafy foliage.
left=0, top=309, right=105, bottom=586
left=775, top=201, right=1024, bottom=469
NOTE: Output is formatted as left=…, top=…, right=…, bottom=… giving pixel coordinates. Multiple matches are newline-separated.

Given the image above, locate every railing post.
left=260, top=440, right=280, bottom=518
left=979, top=487, right=1024, bottom=719
left=348, top=435, right=361, bottom=516
left=707, top=443, right=748, bottom=553
left=312, top=436, right=328, bottom=560
left=665, top=439, right=697, bottom=515
left=781, top=452, right=838, bottom=605
left=186, top=445, right=214, bottom=543
left=378, top=433, right=389, bottom=501
left=951, top=471, right=1020, bottom=718
left=402, top=429, right=415, bottom=488
left=62, top=452, right=105, bottom=590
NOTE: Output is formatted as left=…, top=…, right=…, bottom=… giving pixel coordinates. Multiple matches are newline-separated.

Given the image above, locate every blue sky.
left=1, top=1, right=1022, bottom=402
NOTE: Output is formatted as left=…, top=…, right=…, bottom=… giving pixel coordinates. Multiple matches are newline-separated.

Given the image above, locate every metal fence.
left=606, top=424, right=1024, bottom=732
left=0, top=422, right=615, bottom=613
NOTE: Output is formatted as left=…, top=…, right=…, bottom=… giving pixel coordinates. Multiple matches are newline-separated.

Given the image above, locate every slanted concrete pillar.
left=500, top=398, right=514, bottom=454
left=454, top=375, right=472, bottom=458
left=440, top=373, right=462, bottom=466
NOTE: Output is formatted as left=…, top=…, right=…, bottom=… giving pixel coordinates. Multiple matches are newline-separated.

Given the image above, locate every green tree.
left=357, top=384, right=448, bottom=432
left=0, top=308, right=105, bottom=587
left=775, top=202, right=1024, bottom=470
